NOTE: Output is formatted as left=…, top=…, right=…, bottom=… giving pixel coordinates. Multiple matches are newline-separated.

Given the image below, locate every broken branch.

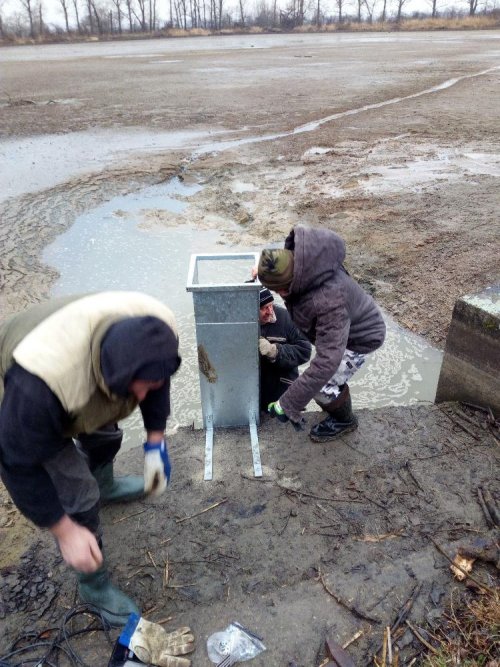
left=175, top=497, right=228, bottom=524
left=319, top=571, right=380, bottom=624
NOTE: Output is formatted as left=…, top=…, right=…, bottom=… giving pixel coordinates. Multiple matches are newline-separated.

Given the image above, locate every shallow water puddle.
left=44, top=179, right=442, bottom=446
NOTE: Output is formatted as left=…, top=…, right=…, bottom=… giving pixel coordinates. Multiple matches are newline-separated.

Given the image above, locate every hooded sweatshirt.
left=0, top=291, right=180, bottom=527
left=278, top=225, right=386, bottom=422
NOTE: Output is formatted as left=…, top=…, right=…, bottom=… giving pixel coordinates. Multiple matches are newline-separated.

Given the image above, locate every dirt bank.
left=1, top=403, right=499, bottom=664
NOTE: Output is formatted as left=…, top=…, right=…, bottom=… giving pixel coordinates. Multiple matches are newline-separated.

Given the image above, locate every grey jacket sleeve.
left=279, top=290, right=350, bottom=422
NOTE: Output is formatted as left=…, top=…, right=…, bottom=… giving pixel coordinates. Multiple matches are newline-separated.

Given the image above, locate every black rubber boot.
left=77, top=565, right=140, bottom=627
left=310, top=385, right=358, bottom=443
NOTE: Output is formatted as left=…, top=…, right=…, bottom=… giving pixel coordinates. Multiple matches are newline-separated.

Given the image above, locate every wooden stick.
left=387, top=626, right=392, bottom=665
left=175, top=497, right=228, bottom=524
left=480, top=486, right=500, bottom=526
left=477, top=488, right=494, bottom=528
left=429, top=536, right=495, bottom=596
left=277, top=482, right=364, bottom=503
left=381, top=627, right=387, bottom=666
left=319, top=571, right=380, bottom=624
left=405, top=621, right=438, bottom=655
left=112, top=508, right=148, bottom=524
left=342, top=629, right=364, bottom=649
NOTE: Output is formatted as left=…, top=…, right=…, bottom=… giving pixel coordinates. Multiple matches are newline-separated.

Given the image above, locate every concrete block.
left=435, top=285, right=500, bottom=417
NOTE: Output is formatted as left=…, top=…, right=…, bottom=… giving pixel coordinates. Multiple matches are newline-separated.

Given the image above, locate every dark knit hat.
left=258, top=249, right=294, bottom=290
left=259, top=287, right=274, bottom=307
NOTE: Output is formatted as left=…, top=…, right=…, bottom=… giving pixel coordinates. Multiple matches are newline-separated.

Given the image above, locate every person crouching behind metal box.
left=258, top=225, right=386, bottom=442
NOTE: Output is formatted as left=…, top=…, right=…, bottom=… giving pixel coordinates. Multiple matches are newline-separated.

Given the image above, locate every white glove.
left=120, top=614, right=195, bottom=667
left=259, top=337, right=278, bottom=360
left=143, top=440, right=171, bottom=497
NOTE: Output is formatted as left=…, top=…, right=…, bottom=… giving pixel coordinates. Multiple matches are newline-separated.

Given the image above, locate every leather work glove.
left=259, top=337, right=278, bottom=361
left=268, top=401, right=305, bottom=432
left=120, top=614, right=195, bottom=667
left=144, top=439, right=171, bottom=497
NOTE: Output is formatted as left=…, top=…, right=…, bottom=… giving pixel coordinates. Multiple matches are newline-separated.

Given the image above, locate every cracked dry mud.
left=0, top=32, right=499, bottom=665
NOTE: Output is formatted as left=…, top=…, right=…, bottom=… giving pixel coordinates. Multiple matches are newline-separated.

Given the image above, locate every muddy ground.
left=0, top=31, right=499, bottom=664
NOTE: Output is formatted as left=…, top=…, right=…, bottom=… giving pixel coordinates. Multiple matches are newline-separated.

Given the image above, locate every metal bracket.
left=203, top=413, right=262, bottom=480
left=204, top=414, right=214, bottom=481
left=249, top=412, right=262, bottom=478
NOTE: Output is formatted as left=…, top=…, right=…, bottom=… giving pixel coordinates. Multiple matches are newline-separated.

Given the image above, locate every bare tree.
left=335, top=0, right=345, bottom=22
left=71, top=0, right=82, bottom=32
left=89, top=0, right=103, bottom=32
left=110, top=0, right=123, bottom=30
left=356, top=0, right=362, bottom=20
left=38, top=0, right=44, bottom=34
left=238, top=0, right=245, bottom=25
left=394, top=0, right=409, bottom=21
left=364, top=0, right=377, bottom=21
left=19, top=0, right=35, bottom=36
left=467, top=0, right=478, bottom=14
left=427, top=0, right=438, bottom=16
left=59, top=0, right=71, bottom=31
left=135, top=0, right=146, bottom=29
left=379, top=0, right=387, bottom=20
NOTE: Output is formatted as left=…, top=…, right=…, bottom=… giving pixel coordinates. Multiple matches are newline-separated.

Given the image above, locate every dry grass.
left=420, top=589, right=500, bottom=666
left=294, top=15, right=500, bottom=32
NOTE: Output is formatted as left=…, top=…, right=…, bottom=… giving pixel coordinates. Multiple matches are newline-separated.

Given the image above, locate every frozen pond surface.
left=43, top=179, right=442, bottom=447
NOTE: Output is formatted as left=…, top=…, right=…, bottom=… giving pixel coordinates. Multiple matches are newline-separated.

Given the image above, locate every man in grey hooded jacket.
left=258, top=225, right=386, bottom=442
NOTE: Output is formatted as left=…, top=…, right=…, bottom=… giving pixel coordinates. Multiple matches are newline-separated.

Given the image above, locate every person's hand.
left=259, top=337, right=278, bottom=360
left=268, top=401, right=306, bottom=432
left=144, top=439, right=171, bottom=497
left=50, top=515, right=103, bottom=573
left=122, top=614, right=195, bottom=667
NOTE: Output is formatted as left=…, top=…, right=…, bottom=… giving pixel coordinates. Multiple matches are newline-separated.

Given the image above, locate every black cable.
left=0, top=604, right=114, bottom=667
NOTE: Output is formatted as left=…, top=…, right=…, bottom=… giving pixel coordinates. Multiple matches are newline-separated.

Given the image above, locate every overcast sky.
left=0, top=0, right=476, bottom=28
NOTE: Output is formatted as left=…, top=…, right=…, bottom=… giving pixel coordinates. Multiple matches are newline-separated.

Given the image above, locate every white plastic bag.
left=207, top=622, right=265, bottom=663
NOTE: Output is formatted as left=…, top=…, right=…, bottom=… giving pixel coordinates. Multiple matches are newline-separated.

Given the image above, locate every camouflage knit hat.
left=258, top=249, right=294, bottom=290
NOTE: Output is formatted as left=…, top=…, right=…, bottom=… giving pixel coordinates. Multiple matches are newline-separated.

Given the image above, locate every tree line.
left=0, top=0, right=496, bottom=40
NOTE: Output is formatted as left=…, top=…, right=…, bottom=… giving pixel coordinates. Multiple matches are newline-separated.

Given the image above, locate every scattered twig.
left=278, top=484, right=364, bottom=504
left=163, top=554, right=169, bottom=589
left=437, top=406, right=480, bottom=440
left=112, top=508, right=148, bottom=524
left=175, top=497, right=228, bottom=524
left=155, top=616, right=173, bottom=625
left=127, top=567, right=145, bottom=579
left=342, top=628, right=364, bottom=649
left=429, top=536, right=496, bottom=596
left=318, top=570, right=380, bottom=624
left=147, top=550, right=157, bottom=568
left=480, top=486, right=500, bottom=526
left=405, top=461, right=425, bottom=493
left=405, top=620, right=439, bottom=655
left=477, top=488, right=495, bottom=528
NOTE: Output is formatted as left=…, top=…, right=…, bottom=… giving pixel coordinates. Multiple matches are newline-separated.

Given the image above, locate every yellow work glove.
left=120, top=614, right=195, bottom=667
left=259, top=337, right=278, bottom=360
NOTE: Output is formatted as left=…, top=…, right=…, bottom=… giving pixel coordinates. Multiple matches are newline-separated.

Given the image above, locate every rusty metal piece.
left=325, top=636, right=356, bottom=667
